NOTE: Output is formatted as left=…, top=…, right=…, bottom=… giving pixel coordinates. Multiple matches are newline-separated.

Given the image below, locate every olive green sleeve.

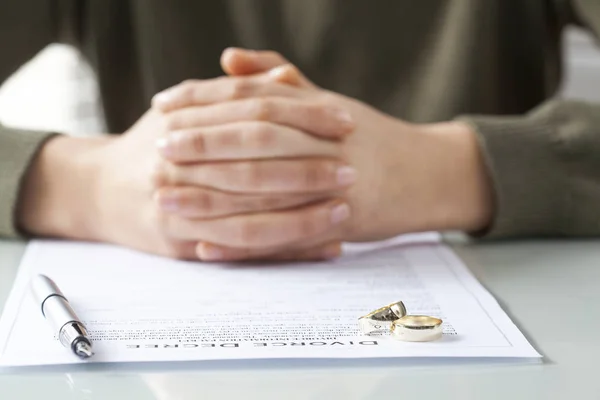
left=460, top=100, right=600, bottom=238
left=0, top=129, right=59, bottom=238
left=0, top=1, right=60, bottom=238
left=454, top=0, right=600, bottom=238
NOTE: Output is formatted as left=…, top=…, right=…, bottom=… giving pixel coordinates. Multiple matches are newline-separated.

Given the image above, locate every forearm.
left=379, top=119, right=494, bottom=237
left=17, top=135, right=110, bottom=240
left=417, top=121, right=494, bottom=233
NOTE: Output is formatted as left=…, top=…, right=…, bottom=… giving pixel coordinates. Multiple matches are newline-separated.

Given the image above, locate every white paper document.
left=0, top=233, right=540, bottom=367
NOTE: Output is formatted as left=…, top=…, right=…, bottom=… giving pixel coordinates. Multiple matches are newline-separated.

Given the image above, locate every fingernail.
left=322, top=243, right=341, bottom=259
left=198, top=243, right=225, bottom=261
left=152, top=91, right=173, bottom=108
left=337, top=166, right=357, bottom=186
left=268, top=65, right=287, bottom=78
left=330, top=203, right=350, bottom=225
left=156, top=191, right=179, bottom=212
left=333, top=109, right=354, bottom=128
left=156, top=137, right=173, bottom=158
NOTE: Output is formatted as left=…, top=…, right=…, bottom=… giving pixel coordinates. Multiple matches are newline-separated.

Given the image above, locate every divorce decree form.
left=0, top=233, right=540, bottom=367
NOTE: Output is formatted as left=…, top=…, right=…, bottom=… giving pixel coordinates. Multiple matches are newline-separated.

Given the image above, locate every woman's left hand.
left=152, top=49, right=494, bottom=261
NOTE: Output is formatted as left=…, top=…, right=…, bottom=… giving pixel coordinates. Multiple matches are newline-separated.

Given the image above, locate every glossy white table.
left=1, top=237, right=598, bottom=399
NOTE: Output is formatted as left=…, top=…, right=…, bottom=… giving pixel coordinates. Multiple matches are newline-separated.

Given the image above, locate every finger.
left=154, top=186, right=330, bottom=219
left=196, top=240, right=342, bottom=262
left=221, top=47, right=315, bottom=87
left=221, top=48, right=291, bottom=76
left=156, top=241, right=199, bottom=261
left=163, top=97, right=354, bottom=139
left=152, top=74, right=306, bottom=112
left=267, top=63, right=316, bottom=89
left=196, top=220, right=343, bottom=261
left=163, top=199, right=350, bottom=248
left=160, top=159, right=357, bottom=194
left=156, top=121, right=343, bottom=163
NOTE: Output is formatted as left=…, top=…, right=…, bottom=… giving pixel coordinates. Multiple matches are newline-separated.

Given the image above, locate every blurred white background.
left=0, top=43, right=105, bottom=136
left=0, top=28, right=598, bottom=136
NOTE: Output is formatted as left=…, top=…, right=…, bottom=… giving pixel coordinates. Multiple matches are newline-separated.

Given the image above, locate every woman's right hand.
left=17, top=73, right=355, bottom=261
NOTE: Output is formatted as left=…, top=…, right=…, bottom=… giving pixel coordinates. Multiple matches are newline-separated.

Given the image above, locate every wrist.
left=17, top=135, right=112, bottom=240
left=416, top=121, right=494, bottom=233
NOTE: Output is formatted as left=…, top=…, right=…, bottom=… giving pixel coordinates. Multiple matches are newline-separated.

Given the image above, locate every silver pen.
left=30, top=274, right=94, bottom=359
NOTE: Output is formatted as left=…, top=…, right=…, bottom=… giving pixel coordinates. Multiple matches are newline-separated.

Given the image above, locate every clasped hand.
left=152, top=53, right=356, bottom=261
left=84, top=49, right=489, bottom=262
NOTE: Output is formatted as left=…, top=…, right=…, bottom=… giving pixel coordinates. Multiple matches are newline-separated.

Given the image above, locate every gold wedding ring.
left=390, top=315, right=443, bottom=342
left=358, top=301, right=407, bottom=335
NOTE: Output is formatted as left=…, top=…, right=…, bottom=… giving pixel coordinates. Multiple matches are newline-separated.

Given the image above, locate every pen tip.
left=75, top=341, right=94, bottom=359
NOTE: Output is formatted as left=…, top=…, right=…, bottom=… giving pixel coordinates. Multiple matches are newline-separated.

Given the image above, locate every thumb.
left=220, top=47, right=315, bottom=88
